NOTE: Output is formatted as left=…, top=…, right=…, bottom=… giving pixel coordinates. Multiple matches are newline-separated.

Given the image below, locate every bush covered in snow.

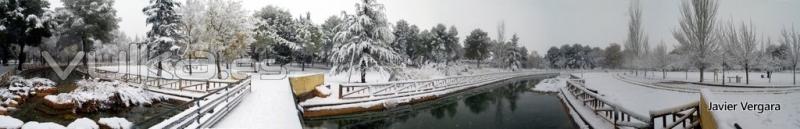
left=7, top=76, right=56, bottom=96
left=47, top=78, right=166, bottom=111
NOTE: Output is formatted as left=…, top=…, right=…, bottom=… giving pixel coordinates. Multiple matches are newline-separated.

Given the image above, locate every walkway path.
left=213, top=74, right=303, bottom=129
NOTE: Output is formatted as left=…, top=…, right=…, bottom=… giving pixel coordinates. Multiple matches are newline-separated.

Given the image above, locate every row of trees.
left=541, top=0, right=800, bottom=85
left=0, top=0, right=119, bottom=70
left=1, top=0, right=542, bottom=82
left=247, top=0, right=540, bottom=82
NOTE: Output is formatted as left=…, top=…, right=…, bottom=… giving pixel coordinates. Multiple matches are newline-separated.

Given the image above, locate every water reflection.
left=303, top=76, right=577, bottom=129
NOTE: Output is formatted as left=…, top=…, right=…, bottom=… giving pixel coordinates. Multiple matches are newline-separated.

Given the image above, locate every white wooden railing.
left=338, top=71, right=556, bottom=100
left=92, top=69, right=237, bottom=92
left=565, top=74, right=701, bottom=129
left=148, top=76, right=252, bottom=129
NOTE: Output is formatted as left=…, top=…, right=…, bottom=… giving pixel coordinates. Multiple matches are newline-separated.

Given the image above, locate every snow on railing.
left=93, top=69, right=236, bottom=92
left=338, top=71, right=546, bottom=100
left=148, top=76, right=252, bottom=129
left=565, top=78, right=651, bottom=128
left=566, top=74, right=704, bottom=129
left=649, top=100, right=701, bottom=129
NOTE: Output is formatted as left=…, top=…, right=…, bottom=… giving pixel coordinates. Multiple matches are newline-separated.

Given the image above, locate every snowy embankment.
left=0, top=76, right=143, bottom=129
left=532, top=75, right=569, bottom=92
left=0, top=76, right=57, bottom=115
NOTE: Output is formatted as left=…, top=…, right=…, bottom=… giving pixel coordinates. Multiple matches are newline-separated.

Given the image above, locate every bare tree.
left=653, top=41, right=670, bottom=79
left=624, top=0, right=650, bottom=76
left=673, top=0, right=719, bottom=82
left=178, top=0, right=206, bottom=75
left=720, top=21, right=760, bottom=84
left=781, top=26, right=800, bottom=84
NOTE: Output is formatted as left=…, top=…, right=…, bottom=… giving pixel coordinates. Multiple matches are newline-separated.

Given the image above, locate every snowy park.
left=1, top=0, right=800, bottom=129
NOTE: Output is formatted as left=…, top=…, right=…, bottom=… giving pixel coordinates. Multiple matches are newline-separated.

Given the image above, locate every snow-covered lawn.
left=578, top=72, right=800, bottom=129
left=627, top=71, right=800, bottom=86
left=706, top=91, right=800, bottom=129
left=581, top=72, right=697, bottom=115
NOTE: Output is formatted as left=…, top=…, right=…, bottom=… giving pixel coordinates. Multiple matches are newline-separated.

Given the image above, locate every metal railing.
left=565, top=75, right=701, bottom=129
left=338, top=71, right=551, bottom=100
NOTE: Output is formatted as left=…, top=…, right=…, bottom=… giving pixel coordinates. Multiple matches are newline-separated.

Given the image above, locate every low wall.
left=289, top=73, right=325, bottom=96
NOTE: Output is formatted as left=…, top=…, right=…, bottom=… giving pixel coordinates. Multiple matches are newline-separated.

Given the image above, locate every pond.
left=9, top=68, right=187, bottom=128
left=302, top=75, right=577, bottom=129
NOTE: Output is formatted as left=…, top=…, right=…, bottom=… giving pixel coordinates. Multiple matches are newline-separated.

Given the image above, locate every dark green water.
left=10, top=68, right=186, bottom=128
left=303, top=76, right=577, bottom=129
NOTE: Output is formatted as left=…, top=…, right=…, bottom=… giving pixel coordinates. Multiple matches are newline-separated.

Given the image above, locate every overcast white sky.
left=47, top=0, right=800, bottom=55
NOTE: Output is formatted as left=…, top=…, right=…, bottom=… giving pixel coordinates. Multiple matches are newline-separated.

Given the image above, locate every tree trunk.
left=157, top=61, right=163, bottom=76
left=16, top=44, right=25, bottom=70
left=477, top=59, right=481, bottom=68
left=699, top=68, right=705, bottom=82
left=189, top=54, right=193, bottom=75
left=745, top=64, right=749, bottom=84
left=301, top=60, right=306, bottom=71
left=360, top=67, right=366, bottom=83
left=216, top=52, right=222, bottom=79
left=82, top=38, right=88, bottom=69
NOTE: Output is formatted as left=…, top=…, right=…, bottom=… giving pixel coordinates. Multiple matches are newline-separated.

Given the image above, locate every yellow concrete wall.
left=700, top=93, right=718, bottom=129
left=289, top=74, right=325, bottom=96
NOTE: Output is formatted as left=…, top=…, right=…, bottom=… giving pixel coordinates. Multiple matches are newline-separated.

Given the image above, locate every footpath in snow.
left=213, top=74, right=302, bottom=129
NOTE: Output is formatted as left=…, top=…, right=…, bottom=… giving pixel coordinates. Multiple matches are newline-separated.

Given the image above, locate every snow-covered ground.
left=532, top=75, right=569, bottom=92
left=213, top=74, right=302, bottom=129
left=580, top=72, right=697, bottom=116
left=627, top=71, right=800, bottom=86
left=577, top=72, right=800, bottom=129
